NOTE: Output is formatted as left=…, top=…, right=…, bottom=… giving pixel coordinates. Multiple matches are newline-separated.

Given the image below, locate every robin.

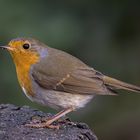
left=1, top=37, right=140, bottom=129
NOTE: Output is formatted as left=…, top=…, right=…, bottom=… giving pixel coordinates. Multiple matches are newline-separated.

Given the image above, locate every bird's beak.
left=0, top=46, right=14, bottom=51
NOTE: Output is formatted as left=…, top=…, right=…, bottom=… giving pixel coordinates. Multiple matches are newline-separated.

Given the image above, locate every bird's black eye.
left=22, top=43, right=30, bottom=49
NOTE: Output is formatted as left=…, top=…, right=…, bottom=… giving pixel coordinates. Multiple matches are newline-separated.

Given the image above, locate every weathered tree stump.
left=0, top=104, right=97, bottom=140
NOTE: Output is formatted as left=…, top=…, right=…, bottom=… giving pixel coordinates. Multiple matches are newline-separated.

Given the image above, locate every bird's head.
left=0, top=37, right=48, bottom=66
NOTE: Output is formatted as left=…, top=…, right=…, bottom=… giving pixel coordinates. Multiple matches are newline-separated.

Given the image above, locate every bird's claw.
left=25, top=122, right=60, bottom=129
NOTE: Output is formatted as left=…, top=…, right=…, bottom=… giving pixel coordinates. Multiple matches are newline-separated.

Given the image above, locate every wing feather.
left=32, top=66, right=115, bottom=95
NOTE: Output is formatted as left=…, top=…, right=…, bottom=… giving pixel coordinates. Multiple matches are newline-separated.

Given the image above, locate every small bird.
left=1, top=37, right=140, bottom=128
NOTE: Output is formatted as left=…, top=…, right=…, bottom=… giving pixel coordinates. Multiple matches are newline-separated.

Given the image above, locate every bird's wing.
left=54, top=68, right=115, bottom=95
left=31, top=46, right=116, bottom=95
left=32, top=66, right=115, bottom=95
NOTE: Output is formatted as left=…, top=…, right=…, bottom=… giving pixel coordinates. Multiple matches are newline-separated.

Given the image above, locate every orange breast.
left=16, top=64, right=34, bottom=96
left=10, top=50, right=39, bottom=97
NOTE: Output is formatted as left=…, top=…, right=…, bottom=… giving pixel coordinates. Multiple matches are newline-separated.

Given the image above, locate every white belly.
left=22, top=86, right=94, bottom=110
left=40, top=90, right=94, bottom=110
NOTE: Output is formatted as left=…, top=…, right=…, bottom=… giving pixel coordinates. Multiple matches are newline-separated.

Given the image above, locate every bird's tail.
left=103, top=76, right=140, bottom=93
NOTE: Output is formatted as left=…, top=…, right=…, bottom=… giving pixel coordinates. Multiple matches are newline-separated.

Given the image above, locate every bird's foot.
left=25, top=115, right=60, bottom=129
left=25, top=108, right=73, bottom=129
left=25, top=122, right=60, bottom=129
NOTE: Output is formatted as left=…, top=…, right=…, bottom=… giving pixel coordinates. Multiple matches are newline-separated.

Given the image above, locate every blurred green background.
left=0, top=0, right=140, bottom=139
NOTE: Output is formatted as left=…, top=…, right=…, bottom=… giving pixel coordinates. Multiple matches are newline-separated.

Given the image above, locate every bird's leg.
left=25, top=107, right=74, bottom=129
